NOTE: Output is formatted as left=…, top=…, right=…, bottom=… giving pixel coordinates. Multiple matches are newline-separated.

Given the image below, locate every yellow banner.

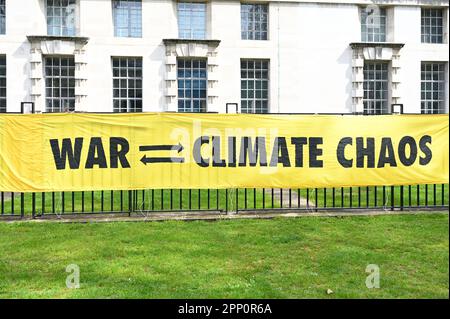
left=0, top=113, right=448, bottom=192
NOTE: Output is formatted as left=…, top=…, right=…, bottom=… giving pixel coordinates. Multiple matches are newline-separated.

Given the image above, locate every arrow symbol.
left=139, top=143, right=184, bottom=153
left=139, top=143, right=185, bottom=165
left=140, top=156, right=185, bottom=165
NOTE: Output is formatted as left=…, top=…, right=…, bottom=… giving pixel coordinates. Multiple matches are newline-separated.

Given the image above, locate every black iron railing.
left=0, top=184, right=448, bottom=219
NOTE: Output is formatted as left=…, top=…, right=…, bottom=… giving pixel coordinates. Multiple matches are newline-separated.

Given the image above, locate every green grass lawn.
left=0, top=213, right=448, bottom=298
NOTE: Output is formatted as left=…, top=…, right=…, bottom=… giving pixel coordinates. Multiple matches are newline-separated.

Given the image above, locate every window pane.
left=177, top=58, right=207, bottom=112
left=113, top=0, right=142, bottom=38
left=178, top=2, right=206, bottom=39
left=0, top=0, right=5, bottom=35
left=363, top=61, right=389, bottom=115
left=421, top=9, right=444, bottom=43
left=44, top=56, right=75, bottom=113
left=46, top=0, right=77, bottom=36
left=421, top=62, right=446, bottom=114
left=241, top=4, right=268, bottom=40
left=360, top=7, right=386, bottom=43
left=240, top=59, right=269, bottom=113
left=112, top=57, right=143, bottom=112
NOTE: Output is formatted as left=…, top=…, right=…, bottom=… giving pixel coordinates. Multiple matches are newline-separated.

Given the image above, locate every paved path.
left=1, top=192, right=13, bottom=200
left=1, top=209, right=447, bottom=223
left=267, top=188, right=316, bottom=208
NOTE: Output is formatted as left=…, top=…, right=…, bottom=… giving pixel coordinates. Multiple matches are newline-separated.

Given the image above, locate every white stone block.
left=208, top=56, right=218, bottom=66
left=352, top=58, right=364, bottom=67
left=31, top=84, right=41, bottom=96
left=166, top=70, right=177, bottom=81
left=352, top=88, right=364, bottom=98
left=352, top=72, right=364, bottom=82
left=30, top=67, right=41, bottom=79
left=165, top=86, right=177, bottom=97
left=30, top=52, right=41, bottom=63
left=392, top=58, right=401, bottom=68
left=207, top=71, right=219, bottom=81
left=392, top=72, right=401, bottom=83
left=166, top=55, right=177, bottom=65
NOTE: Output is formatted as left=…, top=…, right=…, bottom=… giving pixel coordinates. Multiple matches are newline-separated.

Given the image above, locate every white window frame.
left=112, top=57, right=143, bottom=113
left=44, top=56, right=76, bottom=113
left=360, top=6, right=387, bottom=43
left=0, top=0, right=5, bottom=35
left=46, top=0, right=78, bottom=36
left=177, top=2, right=207, bottom=40
left=421, top=62, right=446, bottom=114
left=177, top=58, right=207, bottom=113
left=241, top=3, right=269, bottom=40
left=112, top=0, right=142, bottom=38
left=421, top=8, right=445, bottom=44
left=363, top=61, right=389, bottom=115
left=240, top=59, right=269, bottom=114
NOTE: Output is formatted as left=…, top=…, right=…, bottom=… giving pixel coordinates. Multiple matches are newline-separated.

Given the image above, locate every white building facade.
left=0, top=0, right=448, bottom=114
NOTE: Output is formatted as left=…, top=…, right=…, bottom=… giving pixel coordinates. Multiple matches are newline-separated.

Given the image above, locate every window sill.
left=163, top=38, right=220, bottom=47
left=27, top=35, right=89, bottom=45
left=349, top=42, right=405, bottom=49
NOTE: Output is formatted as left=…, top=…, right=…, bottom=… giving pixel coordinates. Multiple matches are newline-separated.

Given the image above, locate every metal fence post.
left=20, top=193, right=24, bottom=218
left=391, top=186, right=395, bottom=211
left=32, top=193, right=36, bottom=219
left=400, top=185, right=404, bottom=211
left=128, top=190, right=133, bottom=216
left=225, top=189, right=228, bottom=213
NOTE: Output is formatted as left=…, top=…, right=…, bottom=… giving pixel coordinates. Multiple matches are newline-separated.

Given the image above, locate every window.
left=178, top=2, right=206, bottom=40
left=112, top=57, right=142, bottom=113
left=241, top=60, right=269, bottom=113
left=113, top=0, right=142, bottom=38
left=44, top=56, right=75, bottom=112
left=0, top=0, right=5, bottom=35
left=177, top=59, right=207, bottom=112
left=363, top=62, right=389, bottom=114
left=46, top=0, right=77, bottom=36
left=421, top=62, right=446, bottom=114
left=361, top=7, right=386, bottom=42
left=0, top=55, right=5, bottom=113
left=421, top=8, right=444, bottom=44
left=241, top=4, right=268, bottom=40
